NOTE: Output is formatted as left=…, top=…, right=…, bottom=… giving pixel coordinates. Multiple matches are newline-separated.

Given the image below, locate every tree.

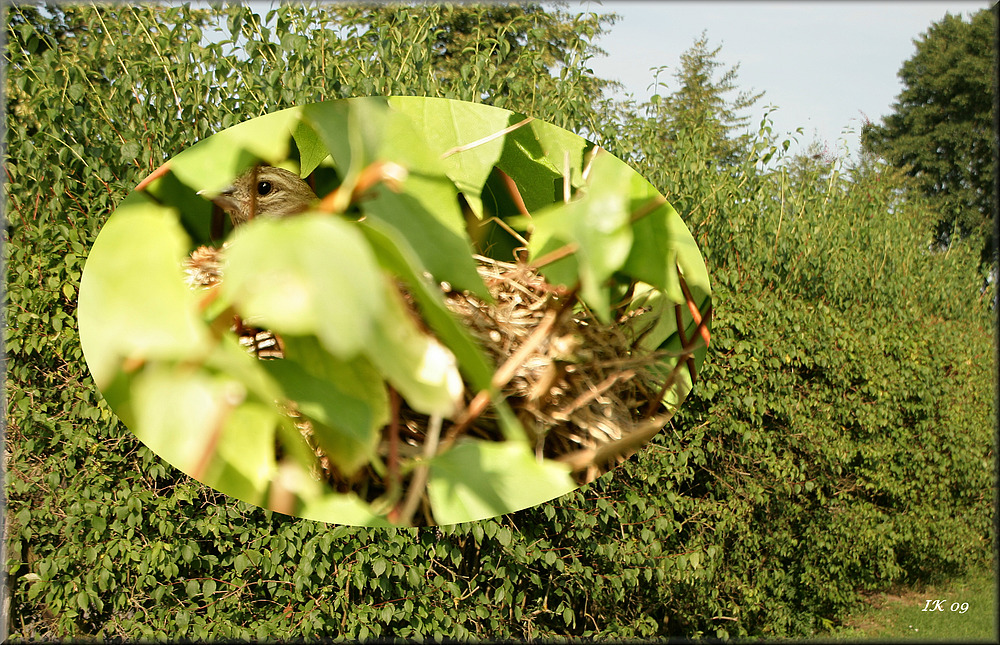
left=615, top=33, right=765, bottom=235
left=326, top=3, right=616, bottom=91
left=299, top=2, right=619, bottom=133
left=861, top=9, right=996, bottom=261
left=647, top=32, right=765, bottom=166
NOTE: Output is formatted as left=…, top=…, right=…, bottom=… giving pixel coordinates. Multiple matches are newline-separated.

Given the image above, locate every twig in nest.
left=551, top=370, right=636, bottom=423
left=396, top=413, right=442, bottom=526
left=556, top=411, right=676, bottom=473
left=440, top=291, right=576, bottom=452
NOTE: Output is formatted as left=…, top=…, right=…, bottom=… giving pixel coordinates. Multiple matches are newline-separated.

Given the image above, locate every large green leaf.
left=365, top=278, right=464, bottom=419
left=525, top=150, right=636, bottom=321
left=389, top=95, right=513, bottom=216
left=358, top=218, right=496, bottom=392
left=495, top=117, right=590, bottom=214
left=391, top=96, right=591, bottom=219
left=301, top=98, right=384, bottom=201
left=128, top=362, right=279, bottom=506
left=209, top=401, right=279, bottom=506
left=221, top=214, right=383, bottom=358
left=358, top=220, right=527, bottom=442
left=625, top=200, right=712, bottom=360
left=298, top=493, right=393, bottom=527
left=303, top=99, right=487, bottom=298
left=129, top=365, right=228, bottom=475
left=168, top=106, right=304, bottom=194
left=77, top=195, right=209, bottom=389
left=363, top=183, right=487, bottom=298
left=291, top=117, right=331, bottom=177
left=620, top=179, right=682, bottom=303
left=139, top=169, right=216, bottom=243
left=427, top=440, right=576, bottom=525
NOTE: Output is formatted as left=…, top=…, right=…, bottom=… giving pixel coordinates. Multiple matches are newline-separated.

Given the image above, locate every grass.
left=815, top=565, right=998, bottom=642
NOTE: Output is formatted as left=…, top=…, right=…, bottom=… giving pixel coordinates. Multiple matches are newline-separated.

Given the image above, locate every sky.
left=583, top=1, right=989, bottom=160
left=229, top=0, right=987, bottom=161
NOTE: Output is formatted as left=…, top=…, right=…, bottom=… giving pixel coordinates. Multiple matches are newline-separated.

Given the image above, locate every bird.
left=188, top=165, right=317, bottom=359
left=206, top=165, right=317, bottom=227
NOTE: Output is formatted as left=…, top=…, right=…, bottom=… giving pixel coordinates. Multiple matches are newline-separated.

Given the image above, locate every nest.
left=439, top=255, right=671, bottom=485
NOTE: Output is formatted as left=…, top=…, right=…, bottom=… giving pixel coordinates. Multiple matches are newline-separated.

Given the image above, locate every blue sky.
left=584, top=1, right=988, bottom=160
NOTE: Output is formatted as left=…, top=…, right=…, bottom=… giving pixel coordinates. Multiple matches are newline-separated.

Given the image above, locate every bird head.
left=205, top=165, right=316, bottom=227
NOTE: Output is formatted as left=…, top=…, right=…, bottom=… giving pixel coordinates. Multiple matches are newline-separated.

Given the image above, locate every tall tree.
left=861, top=9, right=996, bottom=260
left=648, top=32, right=764, bottom=166
left=620, top=33, right=765, bottom=234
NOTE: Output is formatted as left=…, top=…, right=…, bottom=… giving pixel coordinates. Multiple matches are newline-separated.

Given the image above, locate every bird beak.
left=198, top=186, right=238, bottom=214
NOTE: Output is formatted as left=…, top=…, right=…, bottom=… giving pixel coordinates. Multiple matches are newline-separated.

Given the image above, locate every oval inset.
left=78, top=97, right=712, bottom=526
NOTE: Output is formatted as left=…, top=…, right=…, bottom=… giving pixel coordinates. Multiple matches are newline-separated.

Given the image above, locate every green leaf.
left=304, top=98, right=487, bottom=298
left=358, top=219, right=495, bottom=392
left=121, top=141, right=141, bottom=159
left=198, top=334, right=288, bottom=416
left=301, top=97, right=388, bottom=206
left=77, top=195, right=210, bottom=389
left=427, top=440, right=576, bottom=525
left=207, top=400, right=279, bottom=505
left=496, top=117, right=590, bottom=213
left=126, top=363, right=244, bottom=480
left=222, top=214, right=383, bottom=358
left=525, top=150, right=635, bottom=321
left=297, top=492, right=393, bottom=527
left=361, top=180, right=486, bottom=299
left=168, top=105, right=302, bottom=194
left=264, top=336, right=387, bottom=476
left=389, top=95, right=512, bottom=216
left=292, top=117, right=330, bottom=177
left=365, top=279, right=464, bottom=418
left=138, top=168, right=216, bottom=244
left=620, top=182, right=682, bottom=302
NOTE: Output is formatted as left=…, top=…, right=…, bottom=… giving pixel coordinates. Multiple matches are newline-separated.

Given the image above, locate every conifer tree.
left=647, top=32, right=764, bottom=167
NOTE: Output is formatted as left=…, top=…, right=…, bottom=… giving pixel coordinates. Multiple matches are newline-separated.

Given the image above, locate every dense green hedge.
left=4, top=3, right=994, bottom=640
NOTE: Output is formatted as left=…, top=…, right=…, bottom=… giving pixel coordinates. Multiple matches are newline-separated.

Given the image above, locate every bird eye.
left=257, top=181, right=273, bottom=196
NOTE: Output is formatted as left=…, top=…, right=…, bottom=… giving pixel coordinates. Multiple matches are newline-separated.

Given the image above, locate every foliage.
left=861, top=8, right=997, bottom=263
left=3, top=1, right=994, bottom=641
left=320, top=2, right=618, bottom=108
left=609, top=94, right=994, bottom=636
